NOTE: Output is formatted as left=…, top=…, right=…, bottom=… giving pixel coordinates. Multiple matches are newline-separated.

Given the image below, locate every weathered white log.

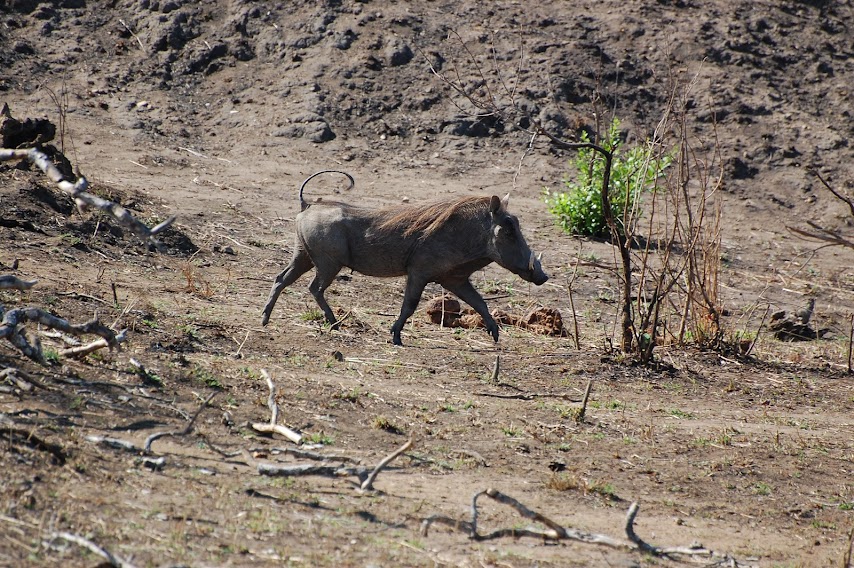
left=0, top=306, right=121, bottom=364
left=251, top=369, right=302, bottom=444
left=0, top=147, right=175, bottom=247
left=59, top=329, right=127, bottom=358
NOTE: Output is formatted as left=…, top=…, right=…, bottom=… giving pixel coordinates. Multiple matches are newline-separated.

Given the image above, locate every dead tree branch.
left=0, top=305, right=124, bottom=364
left=360, top=436, right=413, bottom=491
left=0, top=147, right=175, bottom=248
left=143, top=391, right=218, bottom=453
left=257, top=437, right=414, bottom=492
left=421, top=488, right=739, bottom=563
left=50, top=532, right=137, bottom=568
left=788, top=169, right=854, bottom=250
left=251, top=369, right=302, bottom=444
left=788, top=222, right=854, bottom=251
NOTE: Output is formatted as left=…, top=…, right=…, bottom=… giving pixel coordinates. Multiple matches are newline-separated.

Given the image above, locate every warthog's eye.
left=500, top=217, right=516, bottom=236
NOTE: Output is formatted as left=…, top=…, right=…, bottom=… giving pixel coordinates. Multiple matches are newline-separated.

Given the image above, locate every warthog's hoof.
left=391, top=330, right=404, bottom=346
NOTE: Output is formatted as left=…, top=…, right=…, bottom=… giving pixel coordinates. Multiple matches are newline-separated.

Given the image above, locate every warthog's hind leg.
left=308, top=259, right=343, bottom=329
left=391, top=275, right=428, bottom=346
left=261, top=250, right=313, bottom=326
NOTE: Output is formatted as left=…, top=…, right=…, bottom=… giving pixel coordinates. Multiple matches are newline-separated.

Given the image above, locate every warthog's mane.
left=376, top=196, right=495, bottom=238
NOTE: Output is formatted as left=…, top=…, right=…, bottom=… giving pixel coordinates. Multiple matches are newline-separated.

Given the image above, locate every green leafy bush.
left=544, top=118, right=672, bottom=238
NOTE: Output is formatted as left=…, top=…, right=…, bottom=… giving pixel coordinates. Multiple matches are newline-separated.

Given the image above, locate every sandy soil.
left=1, top=0, right=854, bottom=566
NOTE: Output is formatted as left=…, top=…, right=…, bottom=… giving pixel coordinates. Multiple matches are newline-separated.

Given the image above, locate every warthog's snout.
left=525, top=252, right=549, bottom=285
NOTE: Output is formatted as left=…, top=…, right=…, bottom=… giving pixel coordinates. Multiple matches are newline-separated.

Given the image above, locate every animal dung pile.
left=424, top=295, right=568, bottom=337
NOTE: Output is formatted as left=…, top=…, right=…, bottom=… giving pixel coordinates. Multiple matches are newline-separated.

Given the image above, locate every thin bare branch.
left=360, top=436, right=413, bottom=491
left=50, top=532, right=137, bottom=568
left=143, top=391, right=218, bottom=453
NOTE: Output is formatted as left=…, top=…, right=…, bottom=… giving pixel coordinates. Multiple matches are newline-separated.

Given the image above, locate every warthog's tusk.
left=537, top=252, right=543, bottom=263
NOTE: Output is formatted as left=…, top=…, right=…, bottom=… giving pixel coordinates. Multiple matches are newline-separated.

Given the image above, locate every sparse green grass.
left=304, top=432, right=334, bottom=445
left=335, top=387, right=363, bottom=403
left=501, top=424, right=524, bottom=437
left=372, top=415, right=405, bottom=435
left=192, top=364, right=223, bottom=389
left=178, top=323, right=201, bottom=340
left=43, top=347, right=60, bottom=364
left=586, top=479, right=619, bottom=500
left=300, top=308, right=325, bottom=322
left=668, top=408, right=694, bottom=419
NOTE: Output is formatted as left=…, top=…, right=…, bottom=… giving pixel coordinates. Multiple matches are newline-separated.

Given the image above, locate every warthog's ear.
left=501, top=193, right=510, bottom=209
left=489, top=195, right=502, bottom=214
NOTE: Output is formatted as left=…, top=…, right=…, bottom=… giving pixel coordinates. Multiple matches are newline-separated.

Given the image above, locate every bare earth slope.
left=1, top=0, right=854, bottom=566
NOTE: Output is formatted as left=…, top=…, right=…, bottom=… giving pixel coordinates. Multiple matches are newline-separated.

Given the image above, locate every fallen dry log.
left=421, top=488, right=739, bottom=563
left=0, top=147, right=174, bottom=248
left=0, top=305, right=124, bottom=364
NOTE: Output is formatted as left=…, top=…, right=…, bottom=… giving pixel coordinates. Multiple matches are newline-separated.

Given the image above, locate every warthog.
left=261, top=170, right=549, bottom=345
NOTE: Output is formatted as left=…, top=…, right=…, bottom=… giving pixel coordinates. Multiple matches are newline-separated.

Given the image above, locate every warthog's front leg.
left=261, top=250, right=314, bottom=326
left=391, top=275, right=428, bottom=346
left=440, top=278, right=499, bottom=342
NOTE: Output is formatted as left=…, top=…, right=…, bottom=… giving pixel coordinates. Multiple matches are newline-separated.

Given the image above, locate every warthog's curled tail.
left=299, top=170, right=355, bottom=211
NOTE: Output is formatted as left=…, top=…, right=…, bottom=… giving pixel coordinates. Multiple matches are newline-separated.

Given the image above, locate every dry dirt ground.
left=2, top=0, right=854, bottom=566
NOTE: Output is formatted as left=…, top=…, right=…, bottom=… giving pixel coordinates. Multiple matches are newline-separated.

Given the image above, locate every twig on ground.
left=143, top=391, right=218, bottom=453
left=257, top=437, right=414, bottom=492
left=475, top=391, right=582, bottom=401
left=50, top=532, right=137, bottom=568
left=267, top=446, right=362, bottom=464
left=848, top=314, right=854, bottom=374
left=0, top=416, right=67, bottom=464
left=251, top=369, right=302, bottom=444
left=577, top=379, right=593, bottom=422
left=421, top=488, right=738, bottom=563
left=118, top=18, right=145, bottom=51
left=0, top=367, right=41, bottom=392
left=360, top=436, right=413, bottom=491
left=489, top=354, right=500, bottom=383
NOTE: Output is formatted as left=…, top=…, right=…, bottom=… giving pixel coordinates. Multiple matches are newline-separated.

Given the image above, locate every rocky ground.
left=1, top=0, right=854, bottom=566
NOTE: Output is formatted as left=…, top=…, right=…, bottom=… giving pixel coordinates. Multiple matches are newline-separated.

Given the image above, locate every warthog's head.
left=488, top=194, right=549, bottom=286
